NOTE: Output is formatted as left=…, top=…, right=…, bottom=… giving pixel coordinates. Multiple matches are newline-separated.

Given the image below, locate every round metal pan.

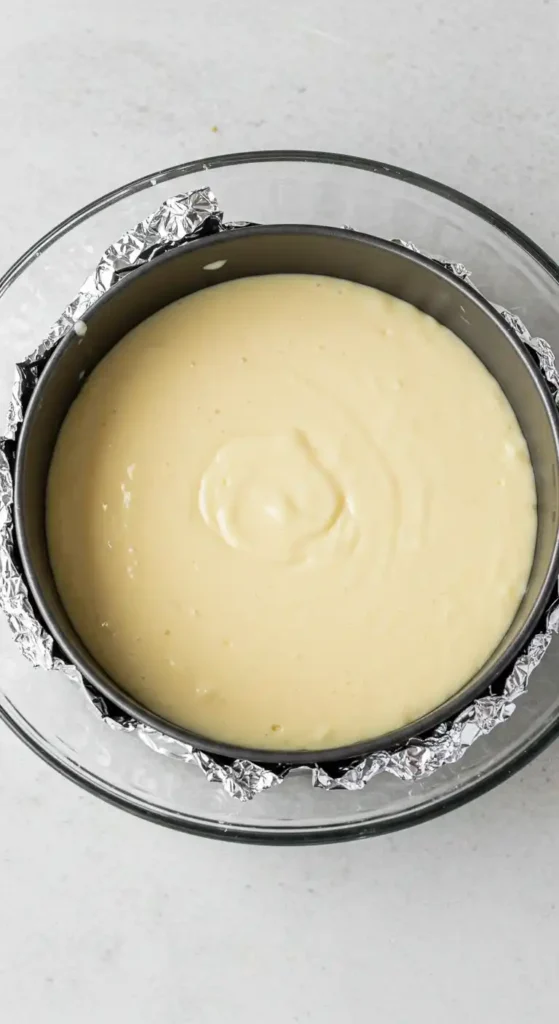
left=14, top=225, right=559, bottom=764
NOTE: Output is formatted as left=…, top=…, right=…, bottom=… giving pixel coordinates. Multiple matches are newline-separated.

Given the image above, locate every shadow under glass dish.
left=14, top=225, right=559, bottom=765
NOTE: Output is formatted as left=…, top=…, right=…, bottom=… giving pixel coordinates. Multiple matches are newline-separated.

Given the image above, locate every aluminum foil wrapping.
left=1, top=188, right=558, bottom=802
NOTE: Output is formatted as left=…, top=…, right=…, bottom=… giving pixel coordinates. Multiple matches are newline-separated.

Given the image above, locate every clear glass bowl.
left=1, top=150, right=559, bottom=844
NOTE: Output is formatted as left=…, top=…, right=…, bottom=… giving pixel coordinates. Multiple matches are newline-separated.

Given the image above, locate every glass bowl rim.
left=2, top=148, right=559, bottom=844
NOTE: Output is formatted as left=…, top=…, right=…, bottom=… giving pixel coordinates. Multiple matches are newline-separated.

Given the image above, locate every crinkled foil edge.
left=1, top=190, right=558, bottom=801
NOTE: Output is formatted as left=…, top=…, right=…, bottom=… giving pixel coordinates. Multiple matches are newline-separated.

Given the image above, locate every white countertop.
left=1, top=2, right=559, bottom=1021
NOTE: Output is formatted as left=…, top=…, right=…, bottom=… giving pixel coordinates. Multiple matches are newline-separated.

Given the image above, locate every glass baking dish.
left=1, top=149, right=558, bottom=843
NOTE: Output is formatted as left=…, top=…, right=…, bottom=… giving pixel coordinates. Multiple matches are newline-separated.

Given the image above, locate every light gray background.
left=1, top=2, right=559, bottom=1021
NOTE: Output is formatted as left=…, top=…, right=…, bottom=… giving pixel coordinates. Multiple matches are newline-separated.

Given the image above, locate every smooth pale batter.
left=47, top=274, right=537, bottom=750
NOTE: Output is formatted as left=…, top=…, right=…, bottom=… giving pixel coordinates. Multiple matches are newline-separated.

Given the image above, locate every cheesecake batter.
left=47, top=274, right=537, bottom=750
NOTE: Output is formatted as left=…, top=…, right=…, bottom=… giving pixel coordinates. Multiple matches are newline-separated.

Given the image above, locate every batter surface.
left=47, top=274, right=537, bottom=750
